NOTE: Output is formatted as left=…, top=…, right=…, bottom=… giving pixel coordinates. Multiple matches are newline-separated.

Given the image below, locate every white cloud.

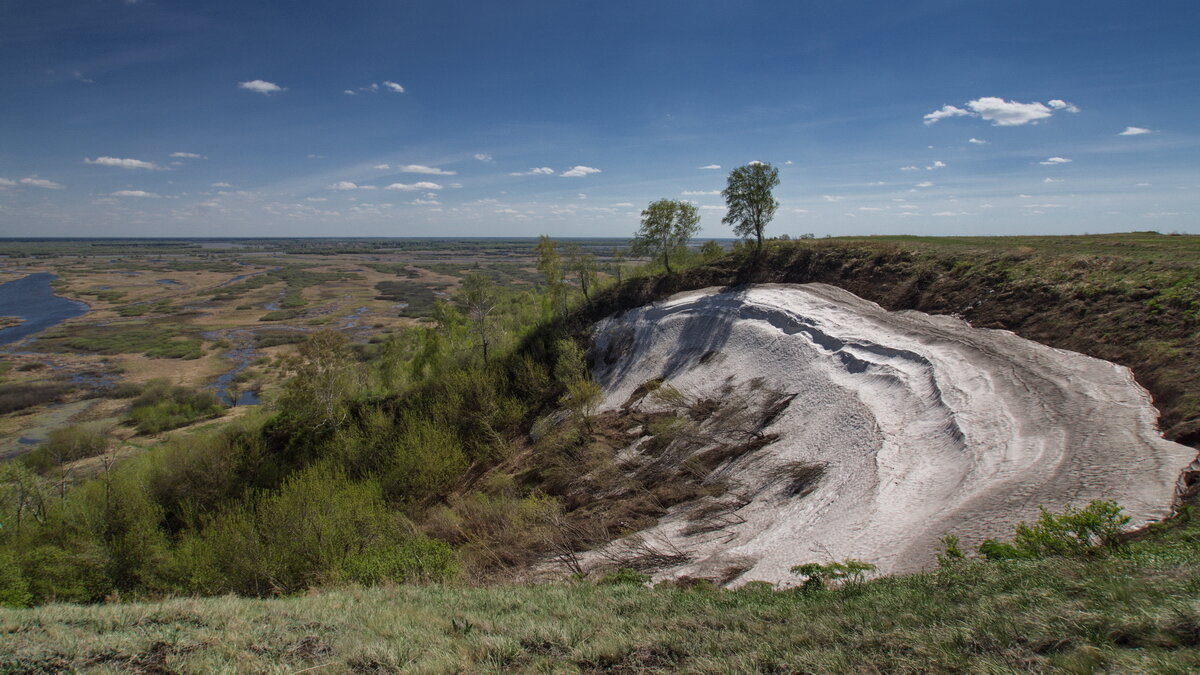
left=409, top=198, right=440, bottom=206
left=399, top=164, right=457, bottom=175
left=170, top=152, right=204, bottom=159
left=784, top=160, right=794, bottom=165
left=859, top=206, right=885, bottom=212
left=561, top=165, right=601, bottom=177
left=1119, top=126, right=1153, bottom=136
left=700, top=205, right=726, bottom=211
left=915, top=181, right=934, bottom=188
left=238, top=79, right=283, bottom=95
left=926, top=160, right=946, bottom=170
left=747, top=160, right=766, bottom=166
left=19, top=177, right=65, bottom=189
left=1039, top=157, right=1072, bottom=165
left=473, top=153, right=494, bottom=162
left=0, top=178, right=16, bottom=187
left=699, top=164, right=721, bottom=170
left=373, top=164, right=391, bottom=170
left=110, top=190, right=159, bottom=198
left=925, top=97, right=1078, bottom=127
left=382, top=81, right=405, bottom=93
left=84, top=156, right=163, bottom=170
left=510, top=167, right=555, bottom=176
left=682, top=190, right=720, bottom=196
left=793, top=208, right=809, bottom=213
left=900, top=166, right=919, bottom=171
left=968, top=138, right=988, bottom=145
left=1044, top=177, right=1062, bottom=183
left=211, top=182, right=233, bottom=188
left=344, top=89, right=356, bottom=95
left=326, top=181, right=376, bottom=190
left=822, top=195, right=844, bottom=202
left=932, top=211, right=963, bottom=217
left=495, top=208, right=519, bottom=214
left=1136, top=182, right=1152, bottom=187
left=1047, top=99, right=1081, bottom=113
left=385, top=181, right=443, bottom=191
left=612, top=202, right=634, bottom=207
left=923, top=104, right=971, bottom=125
left=305, top=196, right=328, bottom=202
left=968, top=97, right=1055, bottom=126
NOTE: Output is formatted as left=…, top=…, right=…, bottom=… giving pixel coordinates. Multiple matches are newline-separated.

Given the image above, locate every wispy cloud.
left=561, top=165, right=601, bottom=177
left=924, top=97, right=1079, bottom=126
left=968, top=138, right=988, bottom=145
left=510, top=167, right=555, bottom=176
left=326, top=181, right=376, bottom=190
left=345, top=81, right=406, bottom=95
left=900, top=166, right=919, bottom=171
left=385, top=181, right=443, bottom=191
left=85, top=156, right=164, bottom=170
left=699, top=164, right=721, bottom=170
left=170, top=152, right=205, bottom=159
left=211, top=182, right=233, bottom=188
left=473, top=153, right=494, bottom=162
left=682, top=190, right=720, bottom=196
left=1119, top=126, right=1153, bottom=136
left=238, top=79, right=283, bottom=95
left=0, top=178, right=16, bottom=187
left=1039, top=157, right=1072, bottom=165
left=399, top=164, right=456, bottom=175
left=110, top=190, right=159, bottom=198
left=382, top=81, right=405, bottom=93
left=19, top=177, right=65, bottom=189
left=915, top=181, right=934, bottom=188
left=926, top=160, right=946, bottom=170
left=923, top=104, right=971, bottom=125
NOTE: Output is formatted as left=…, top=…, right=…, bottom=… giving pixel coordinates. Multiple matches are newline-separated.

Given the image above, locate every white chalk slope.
left=588, top=284, right=1196, bottom=583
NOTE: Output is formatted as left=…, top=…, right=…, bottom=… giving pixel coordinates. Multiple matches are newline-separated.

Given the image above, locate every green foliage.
left=128, top=379, right=222, bottom=434
left=565, top=244, right=599, bottom=300
left=0, top=382, right=75, bottom=414
left=31, top=323, right=203, bottom=359
left=790, top=559, right=877, bottom=593
left=456, top=271, right=497, bottom=359
left=936, top=534, right=966, bottom=566
left=0, top=549, right=31, bottom=607
left=598, top=567, right=650, bottom=586
left=978, top=500, right=1131, bottom=560
left=699, top=240, right=723, bottom=260
left=631, top=199, right=701, bottom=275
left=722, top=162, right=780, bottom=251
left=21, top=423, right=111, bottom=473
left=341, top=537, right=459, bottom=585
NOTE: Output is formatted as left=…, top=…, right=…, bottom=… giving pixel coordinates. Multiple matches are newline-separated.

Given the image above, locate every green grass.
left=30, top=322, right=204, bottom=359
left=3, top=513, right=1200, bottom=673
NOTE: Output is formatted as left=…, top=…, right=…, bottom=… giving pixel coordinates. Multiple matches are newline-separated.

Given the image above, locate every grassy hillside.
left=2, top=233, right=1199, bottom=672
left=3, top=509, right=1200, bottom=673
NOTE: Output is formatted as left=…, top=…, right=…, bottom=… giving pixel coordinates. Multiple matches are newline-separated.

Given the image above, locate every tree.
left=631, top=199, right=701, bottom=275
left=565, top=244, right=598, bottom=302
left=456, top=272, right=497, bottom=360
left=535, top=235, right=566, bottom=316
left=722, top=162, right=780, bottom=254
left=609, top=247, right=627, bottom=285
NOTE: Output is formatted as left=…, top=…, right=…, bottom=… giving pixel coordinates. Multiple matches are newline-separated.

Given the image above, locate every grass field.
left=3, top=510, right=1200, bottom=673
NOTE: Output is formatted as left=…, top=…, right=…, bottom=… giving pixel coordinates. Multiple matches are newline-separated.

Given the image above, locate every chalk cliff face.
left=584, top=283, right=1196, bottom=585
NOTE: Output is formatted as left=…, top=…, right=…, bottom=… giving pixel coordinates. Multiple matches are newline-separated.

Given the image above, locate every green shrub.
left=341, top=538, right=459, bottom=585
left=978, top=500, right=1131, bottom=560
left=129, top=380, right=222, bottom=434
left=0, top=549, right=31, bottom=607
left=598, top=567, right=650, bottom=586
left=790, top=560, right=877, bottom=593
left=21, top=423, right=111, bottom=473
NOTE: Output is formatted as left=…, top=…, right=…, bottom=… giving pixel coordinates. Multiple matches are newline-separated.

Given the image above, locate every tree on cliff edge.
left=631, top=199, right=701, bottom=275
left=722, top=161, right=780, bottom=254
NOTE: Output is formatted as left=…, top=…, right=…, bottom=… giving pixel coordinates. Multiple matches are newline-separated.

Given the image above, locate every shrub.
left=21, top=423, right=111, bottom=473
left=978, top=500, right=1131, bottom=560
left=341, top=538, right=459, bottom=585
left=789, top=560, right=877, bottom=593
left=0, top=549, right=31, bottom=607
left=598, top=567, right=650, bottom=586
left=0, top=382, right=74, bottom=414
left=128, top=379, right=222, bottom=434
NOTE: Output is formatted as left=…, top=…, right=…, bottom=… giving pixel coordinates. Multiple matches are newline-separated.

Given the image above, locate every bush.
left=0, top=549, right=31, bottom=607
left=341, top=538, right=459, bottom=585
left=790, top=560, right=877, bottom=593
left=598, top=567, right=650, bottom=586
left=0, top=382, right=74, bottom=414
left=978, top=500, right=1131, bottom=560
left=21, top=423, right=111, bottom=473
left=129, top=379, right=222, bottom=434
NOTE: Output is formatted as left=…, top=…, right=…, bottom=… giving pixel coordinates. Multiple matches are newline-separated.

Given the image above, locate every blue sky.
left=1, top=0, right=1197, bottom=238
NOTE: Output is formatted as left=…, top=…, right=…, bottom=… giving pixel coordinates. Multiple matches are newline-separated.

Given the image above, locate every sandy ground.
left=585, top=283, right=1198, bottom=584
